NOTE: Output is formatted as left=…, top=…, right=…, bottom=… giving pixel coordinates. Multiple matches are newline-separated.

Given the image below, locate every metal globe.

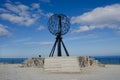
left=48, top=14, right=70, bottom=36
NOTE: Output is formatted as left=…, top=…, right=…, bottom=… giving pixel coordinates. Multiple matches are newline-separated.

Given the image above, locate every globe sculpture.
left=48, top=14, right=70, bottom=57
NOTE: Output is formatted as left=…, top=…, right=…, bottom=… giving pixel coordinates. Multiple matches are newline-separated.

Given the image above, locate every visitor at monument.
left=39, top=55, right=41, bottom=57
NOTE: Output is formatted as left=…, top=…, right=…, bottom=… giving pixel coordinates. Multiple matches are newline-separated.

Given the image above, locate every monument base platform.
left=44, top=57, right=82, bottom=73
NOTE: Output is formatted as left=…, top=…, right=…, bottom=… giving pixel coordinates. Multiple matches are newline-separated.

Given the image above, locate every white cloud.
left=5, top=3, right=20, bottom=13
left=0, top=24, right=11, bottom=37
left=0, top=2, right=42, bottom=26
left=39, top=41, right=53, bottom=45
left=65, top=34, right=97, bottom=41
left=46, top=12, right=53, bottom=18
left=0, top=13, right=36, bottom=26
left=25, top=41, right=53, bottom=46
left=71, top=4, right=120, bottom=33
left=72, top=25, right=90, bottom=33
left=37, top=25, right=45, bottom=31
left=31, top=3, right=40, bottom=9
left=0, top=8, right=9, bottom=12
left=13, top=37, right=32, bottom=43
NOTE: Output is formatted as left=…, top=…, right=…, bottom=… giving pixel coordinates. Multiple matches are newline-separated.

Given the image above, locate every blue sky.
left=0, top=0, right=120, bottom=58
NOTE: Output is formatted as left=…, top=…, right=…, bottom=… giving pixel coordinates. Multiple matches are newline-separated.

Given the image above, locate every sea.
left=0, top=56, right=120, bottom=64
left=0, top=58, right=27, bottom=64
left=93, top=56, right=120, bottom=64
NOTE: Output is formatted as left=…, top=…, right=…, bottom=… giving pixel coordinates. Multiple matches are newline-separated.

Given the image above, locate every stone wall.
left=21, top=58, right=44, bottom=68
left=20, top=56, right=104, bottom=72
left=44, top=56, right=101, bottom=73
left=78, top=56, right=100, bottom=67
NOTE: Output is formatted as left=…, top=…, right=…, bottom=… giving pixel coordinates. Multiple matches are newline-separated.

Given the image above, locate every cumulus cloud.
left=5, top=3, right=21, bottom=13
left=0, top=2, right=42, bottom=26
left=0, top=8, right=9, bottom=12
left=37, top=25, right=45, bottom=31
left=65, top=34, right=97, bottom=41
left=25, top=41, right=53, bottom=46
left=13, top=37, right=32, bottom=43
left=0, top=24, right=11, bottom=37
left=1, top=13, right=36, bottom=26
left=31, top=3, right=40, bottom=9
left=46, top=12, right=53, bottom=18
left=71, top=4, right=120, bottom=33
left=39, top=41, right=53, bottom=45
left=72, top=25, right=90, bottom=33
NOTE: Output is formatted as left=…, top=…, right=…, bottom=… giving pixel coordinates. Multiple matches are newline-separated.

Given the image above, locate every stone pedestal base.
left=44, top=57, right=81, bottom=73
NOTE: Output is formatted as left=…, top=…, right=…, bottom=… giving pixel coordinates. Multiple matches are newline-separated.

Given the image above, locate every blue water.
left=0, top=56, right=120, bottom=64
left=93, top=56, right=120, bottom=64
left=0, top=58, right=27, bottom=64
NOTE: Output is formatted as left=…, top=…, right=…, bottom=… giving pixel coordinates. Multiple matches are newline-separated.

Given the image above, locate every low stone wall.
left=21, top=58, right=44, bottom=68
left=78, top=56, right=101, bottom=67
left=20, top=56, right=104, bottom=73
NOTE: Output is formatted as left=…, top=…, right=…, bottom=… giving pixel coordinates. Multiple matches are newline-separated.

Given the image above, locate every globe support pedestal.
left=49, top=35, right=69, bottom=57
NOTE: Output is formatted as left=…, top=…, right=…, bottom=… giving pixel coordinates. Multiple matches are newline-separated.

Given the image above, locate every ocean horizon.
left=0, top=58, right=28, bottom=64
left=0, top=56, right=120, bottom=64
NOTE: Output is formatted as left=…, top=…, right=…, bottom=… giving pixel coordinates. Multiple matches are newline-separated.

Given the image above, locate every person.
left=39, top=55, right=41, bottom=57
